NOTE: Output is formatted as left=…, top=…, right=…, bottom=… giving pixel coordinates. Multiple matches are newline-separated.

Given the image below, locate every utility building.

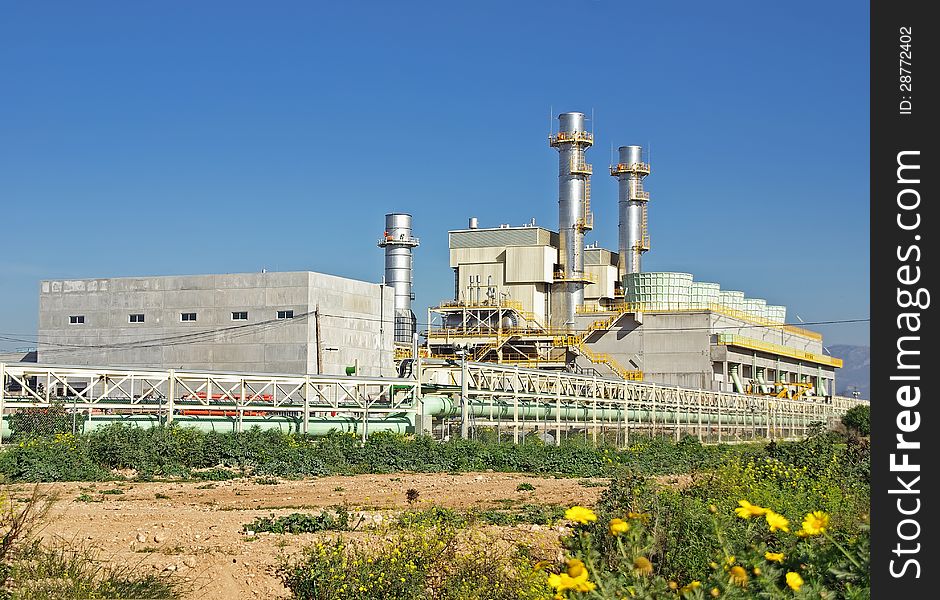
left=37, top=271, right=395, bottom=376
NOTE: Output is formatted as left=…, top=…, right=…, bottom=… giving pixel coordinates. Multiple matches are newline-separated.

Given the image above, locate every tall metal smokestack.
left=378, top=213, right=419, bottom=344
left=548, top=112, right=594, bottom=329
left=610, top=146, right=651, bottom=278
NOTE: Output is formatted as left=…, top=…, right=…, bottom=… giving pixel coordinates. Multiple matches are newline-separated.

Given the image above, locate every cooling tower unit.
left=378, top=213, right=419, bottom=344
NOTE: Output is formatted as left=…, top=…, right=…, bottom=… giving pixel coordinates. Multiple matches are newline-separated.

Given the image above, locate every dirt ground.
left=15, top=474, right=606, bottom=599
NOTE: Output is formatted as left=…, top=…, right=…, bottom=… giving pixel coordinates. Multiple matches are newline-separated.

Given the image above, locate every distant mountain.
left=829, top=344, right=870, bottom=400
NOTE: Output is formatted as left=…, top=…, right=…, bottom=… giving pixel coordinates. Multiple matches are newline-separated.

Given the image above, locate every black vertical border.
left=871, top=0, right=935, bottom=595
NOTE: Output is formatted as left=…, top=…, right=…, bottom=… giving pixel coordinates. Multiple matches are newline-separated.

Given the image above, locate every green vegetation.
left=0, top=425, right=758, bottom=483
left=516, top=482, right=536, bottom=492
left=245, top=507, right=352, bottom=535
left=6, top=402, right=74, bottom=439
left=278, top=523, right=550, bottom=600
left=269, top=430, right=869, bottom=599
left=841, top=404, right=871, bottom=436
left=0, top=420, right=870, bottom=598
left=545, top=431, right=871, bottom=598
left=394, top=504, right=566, bottom=529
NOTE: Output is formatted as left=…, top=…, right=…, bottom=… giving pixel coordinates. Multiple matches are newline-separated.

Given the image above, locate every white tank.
left=718, top=290, right=745, bottom=311
left=689, top=282, right=720, bottom=308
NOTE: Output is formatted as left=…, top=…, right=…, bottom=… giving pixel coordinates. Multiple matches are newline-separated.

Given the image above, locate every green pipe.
left=420, top=395, right=805, bottom=427
left=1, top=414, right=413, bottom=442
left=1, top=394, right=823, bottom=442
left=729, top=364, right=745, bottom=395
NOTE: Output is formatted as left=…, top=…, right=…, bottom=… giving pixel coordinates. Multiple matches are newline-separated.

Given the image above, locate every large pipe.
left=378, top=213, right=420, bottom=343
left=421, top=395, right=783, bottom=426
left=0, top=394, right=819, bottom=441
left=1, top=414, right=415, bottom=441
left=549, top=112, right=593, bottom=328
left=611, top=145, right=650, bottom=278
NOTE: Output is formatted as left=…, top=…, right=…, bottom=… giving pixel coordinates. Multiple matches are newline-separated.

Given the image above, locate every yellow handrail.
left=573, top=301, right=823, bottom=341
left=716, top=334, right=843, bottom=367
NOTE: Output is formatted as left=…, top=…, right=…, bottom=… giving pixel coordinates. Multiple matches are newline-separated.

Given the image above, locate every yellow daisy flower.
left=786, top=571, right=804, bottom=591
left=609, top=518, right=630, bottom=536
left=801, top=511, right=830, bottom=536
left=564, top=506, right=597, bottom=525
left=734, top=500, right=768, bottom=519
left=765, top=511, right=790, bottom=533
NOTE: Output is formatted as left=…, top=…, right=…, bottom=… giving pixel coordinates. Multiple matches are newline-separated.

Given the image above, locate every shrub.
left=0, top=424, right=826, bottom=484
left=278, top=524, right=551, bottom=600
left=6, top=542, right=185, bottom=599
left=841, top=404, right=870, bottom=436
left=579, top=433, right=870, bottom=584
left=245, top=507, right=352, bottom=534
left=6, top=403, right=76, bottom=439
left=550, top=501, right=869, bottom=599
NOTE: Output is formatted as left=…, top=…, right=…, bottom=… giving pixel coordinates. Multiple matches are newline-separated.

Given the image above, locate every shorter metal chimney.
left=378, top=213, right=419, bottom=344
left=610, top=146, right=651, bottom=278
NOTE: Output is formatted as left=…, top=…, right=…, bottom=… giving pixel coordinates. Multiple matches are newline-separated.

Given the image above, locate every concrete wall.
left=709, top=313, right=824, bottom=354
left=37, top=272, right=395, bottom=377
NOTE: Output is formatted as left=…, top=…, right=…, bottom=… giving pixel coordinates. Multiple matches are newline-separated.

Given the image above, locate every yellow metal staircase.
left=553, top=314, right=642, bottom=381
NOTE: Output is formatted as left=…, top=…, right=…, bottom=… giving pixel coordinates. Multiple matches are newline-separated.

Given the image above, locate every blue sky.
left=0, top=0, right=869, bottom=350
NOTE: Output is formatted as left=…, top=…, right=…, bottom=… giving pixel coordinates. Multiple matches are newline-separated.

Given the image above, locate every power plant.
left=1, top=111, right=863, bottom=444
left=426, top=112, right=840, bottom=400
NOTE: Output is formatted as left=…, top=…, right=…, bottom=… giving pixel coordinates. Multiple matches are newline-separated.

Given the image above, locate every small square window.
left=277, top=310, right=294, bottom=319
left=232, top=311, right=249, bottom=321
left=181, top=312, right=197, bottom=322
left=129, top=314, right=145, bottom=323
left=69, top=315, right=85, bottom=324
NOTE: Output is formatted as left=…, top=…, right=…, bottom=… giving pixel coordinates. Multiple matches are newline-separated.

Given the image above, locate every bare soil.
left=14, top=473, right=606, bottom=599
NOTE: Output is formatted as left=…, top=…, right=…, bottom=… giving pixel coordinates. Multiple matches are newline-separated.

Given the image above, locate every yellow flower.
left=801, top=511, right=830, bottom=536
left=734, top=500, right=768, bottom=519
left=710, top=587, right=721, bottom=597
left=633, top=556, right=653, bottom=575
left=565, top=506, right=597, bottom=525
left=566, top=559, right=585, bottom=578
left=725, top=555, right=736, bottom=565
left=765, top=511, right=790, bottom=533
left=752, top=567, right=762, bottom=576
left=728, top=565, right=749, bottom=587
left=786, top=571, right=804, bottom=591
left=764, top=552, right=785, bottom=563
left=609, top=518, right=630, bottom=536
left=680, top=581, right=701, bottom=595
left=548, top=561, right=596, bottom=593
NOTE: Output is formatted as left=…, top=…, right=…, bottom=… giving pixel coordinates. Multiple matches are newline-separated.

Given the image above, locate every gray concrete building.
left=38, top=271, right=395, bottom=376
left=573, top=310, right=839, bottom=395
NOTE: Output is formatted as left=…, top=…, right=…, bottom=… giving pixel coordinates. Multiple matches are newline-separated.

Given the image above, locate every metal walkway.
left=0, top=362, right=866, bottom=444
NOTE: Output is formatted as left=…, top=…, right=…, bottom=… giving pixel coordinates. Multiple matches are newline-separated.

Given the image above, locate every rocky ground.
left=15, top=473, right=606, bottom=599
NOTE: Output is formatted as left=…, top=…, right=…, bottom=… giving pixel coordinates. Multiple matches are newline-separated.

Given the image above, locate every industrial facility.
left=1, top=110, right=860, bottom=444
left=425, top=112, right=841, bottom=400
